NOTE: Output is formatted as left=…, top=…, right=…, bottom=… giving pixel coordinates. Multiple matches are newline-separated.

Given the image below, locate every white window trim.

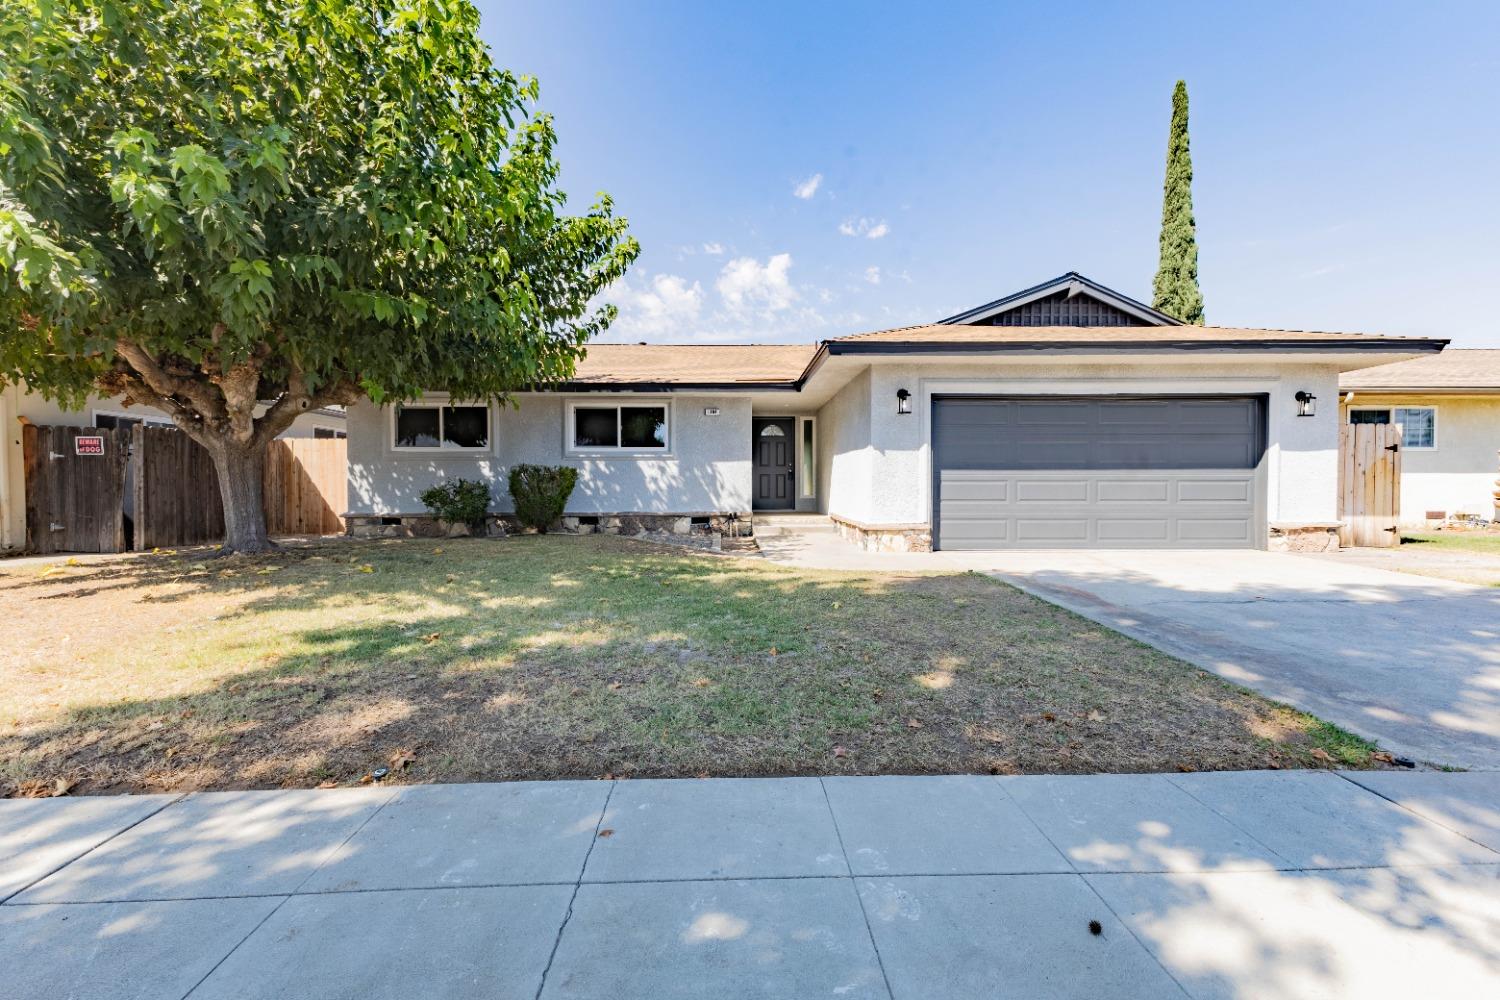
left=798, top=416, right=817, bottom=499
left=1347, top=405, right=1438, bottom=451
left=389, top=398, right=493, bottom=453
left=92, top=408, right=174, bottom=428
left=565, top=398, right=673, bottom=456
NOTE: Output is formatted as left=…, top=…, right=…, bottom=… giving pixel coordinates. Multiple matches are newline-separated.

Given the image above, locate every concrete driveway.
left=4, top=773, right=1498, bottom=999
left=758, top=534, right=1500, bottom=768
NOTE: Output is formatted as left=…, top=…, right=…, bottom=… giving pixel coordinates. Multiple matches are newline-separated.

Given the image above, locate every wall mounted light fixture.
left=1295, top=390, right=1316, bottom=417
left=896, top=388, right=912, bottom=415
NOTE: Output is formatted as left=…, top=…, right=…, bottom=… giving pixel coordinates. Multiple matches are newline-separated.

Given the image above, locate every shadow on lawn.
left=2, top=536, right=1368, bottom=795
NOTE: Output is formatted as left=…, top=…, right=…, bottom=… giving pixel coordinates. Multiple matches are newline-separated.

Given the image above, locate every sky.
left=481, top=1, right=1500, bottom=347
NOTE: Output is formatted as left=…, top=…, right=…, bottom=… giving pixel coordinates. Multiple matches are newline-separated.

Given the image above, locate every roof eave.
left=824, top=339, right=1450, bottom=356
left=551, top=380, right=803, bottom=393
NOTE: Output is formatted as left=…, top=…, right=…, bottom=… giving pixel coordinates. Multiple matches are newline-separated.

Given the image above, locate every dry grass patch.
left=0, top=535, right=1381, bottom=795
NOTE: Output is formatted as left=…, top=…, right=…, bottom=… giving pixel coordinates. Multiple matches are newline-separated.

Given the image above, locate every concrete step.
left=752, top=514, right=838, bottom=535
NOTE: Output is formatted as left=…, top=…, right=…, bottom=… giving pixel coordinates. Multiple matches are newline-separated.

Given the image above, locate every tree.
left=1152, top=80, right=1204, bottom=324
left=0, top=0, right=638, bottom=551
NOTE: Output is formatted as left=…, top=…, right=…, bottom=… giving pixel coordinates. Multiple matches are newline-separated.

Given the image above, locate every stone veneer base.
left=1267, top=523, right=1342, bottom=553
left=830, top=516, right=934, bottom=553
left=345, top=512, right=753, bottom=540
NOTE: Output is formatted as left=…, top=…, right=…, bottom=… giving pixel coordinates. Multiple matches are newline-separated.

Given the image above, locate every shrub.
left=508, top=464, right=578, bottom=532
left=419, top=479, right=492, bottom=533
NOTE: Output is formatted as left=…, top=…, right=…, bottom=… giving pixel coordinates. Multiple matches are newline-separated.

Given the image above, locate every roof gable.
left=938, top=272, right=1182, bottom=327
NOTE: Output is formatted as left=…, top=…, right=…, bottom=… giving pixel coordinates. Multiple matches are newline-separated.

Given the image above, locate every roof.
left=827, top=324, right=1448, bottom=351
left=565, top=343, right=817, bottom=388
left=1340, top=349, right=1500, bottom=392
left=937, top=271, right=1183, bottom=327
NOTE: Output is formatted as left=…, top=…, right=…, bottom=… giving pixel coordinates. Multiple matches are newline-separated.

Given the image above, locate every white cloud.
left=863, top=266, right=881, bottom=285
left=838, top=217, right=889, bottom=239
left=702, top=242, right=725, bottom=256
left=792, top=173, right=823, bottom=200
left=608, top=273, right=704, bottom=336
left=716, top=253, right=798, bottom=313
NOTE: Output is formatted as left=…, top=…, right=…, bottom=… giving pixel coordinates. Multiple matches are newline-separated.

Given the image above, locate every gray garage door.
left=933, top=396, right=1266, bottom=550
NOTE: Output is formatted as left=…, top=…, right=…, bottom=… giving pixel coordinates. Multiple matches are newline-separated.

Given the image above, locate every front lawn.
left=1401, top=530, right=1500, bottom=555
left=1, top=536, right=1377, bottom=795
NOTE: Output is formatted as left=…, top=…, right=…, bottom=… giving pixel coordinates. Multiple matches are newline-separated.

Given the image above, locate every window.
left=394, top=404, right=489, bottom=450
left=314, top=427, right=347, bottom=440
left=799, top=418, right=816, bottom=498
left=570, top=403, right=668, bottom=451
left=1348, top=407, right=1436, bottom=449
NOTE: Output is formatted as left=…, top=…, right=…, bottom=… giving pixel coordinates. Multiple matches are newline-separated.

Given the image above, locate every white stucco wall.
left=815, top=367, right=873, bottom=523
left=850, top=359, right=1344, bottom=529
left=346, top=392, right=752, bottom=515
left=1341, top=394, right=1500, bottom=523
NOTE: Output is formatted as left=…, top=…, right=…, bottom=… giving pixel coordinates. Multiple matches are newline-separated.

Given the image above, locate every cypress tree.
left=1152, top=80, right=1205, bottom=324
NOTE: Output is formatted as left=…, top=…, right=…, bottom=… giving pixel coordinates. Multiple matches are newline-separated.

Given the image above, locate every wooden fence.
left=133, top=425, right=225, bottom=550
left=262, top=438, right=347, bottom=537
left=21, top=424, right=129, bottom=554
left=23, top=424, right=346, bottom=553
left=1338, top=423, right=1402, bottom=547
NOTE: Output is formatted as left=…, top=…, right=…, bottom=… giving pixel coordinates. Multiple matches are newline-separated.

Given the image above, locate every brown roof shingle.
left=1340, top=349, right=1500, bottom=391
left=569, top=343, right=816, bottom=386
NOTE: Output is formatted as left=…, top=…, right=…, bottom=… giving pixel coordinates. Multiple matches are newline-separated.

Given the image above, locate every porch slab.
left=580, top=777, right=845, bottom=882
left=1003, top=773, right=1287, bottom=873
left=822, top=774, right=1069, bottom=875
left=0, top=794, right=175, bottom=901
left=0, top=897, right=283, bottom=1000
left=541, top=878, right=886, bottom=999
left=300, top=781, right=610, bottom=892
left=15, top=787, right=393, bottom=903
left=190, top=886, right=574, bottom=1000
left=857, top=874, right=1185, bottom=999
left=1167, top=771, right=1498, bottom=868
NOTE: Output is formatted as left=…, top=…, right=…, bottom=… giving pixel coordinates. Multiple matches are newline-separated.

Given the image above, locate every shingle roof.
left=569, top=343, right=817, bottom=386
left=1340, top=349, right=1500, bottom=391
left=830, top=324, right=1437, bottom=345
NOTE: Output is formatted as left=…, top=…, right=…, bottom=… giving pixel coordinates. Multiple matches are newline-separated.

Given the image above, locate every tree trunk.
left=210, top=439, right=273, bottom=554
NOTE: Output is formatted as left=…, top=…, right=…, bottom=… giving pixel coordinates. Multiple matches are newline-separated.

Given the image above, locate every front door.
left=752, top=417, right=795, bottom=510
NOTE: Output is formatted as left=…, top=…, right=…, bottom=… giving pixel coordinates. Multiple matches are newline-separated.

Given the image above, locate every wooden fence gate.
left=1338, top=423, right=1402, bottom=547
left=23, top=424, right=347, bottom=553
left=21, top=424, right=129, bottom=554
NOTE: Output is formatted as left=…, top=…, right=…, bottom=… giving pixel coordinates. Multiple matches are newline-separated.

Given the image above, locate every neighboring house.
left=0, top=386, right=346, bottom=551
left=1339, top=349, right=1500, bottom=524
left=342, top=271, right=1446, bottom=551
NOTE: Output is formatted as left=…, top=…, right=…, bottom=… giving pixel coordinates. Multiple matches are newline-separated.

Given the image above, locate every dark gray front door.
left=932, top=395, right=1266, bottom=550
left=753, top=418, right=795, bottom=510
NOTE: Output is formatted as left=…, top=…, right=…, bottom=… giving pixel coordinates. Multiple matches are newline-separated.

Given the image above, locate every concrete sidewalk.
left=3, top=772, right=1498, bottom=999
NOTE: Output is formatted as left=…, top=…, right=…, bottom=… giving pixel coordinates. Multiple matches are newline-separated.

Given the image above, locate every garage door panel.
left=1015, top=519, right=1090, bottom=543
left=1096, top=479, right=1172, bottom=503
left=933, top=395, right=1265, bottom=550
left=1015, top=480, right=1089, bottom=503
left=1177, top=519, right=1254, bottom=543
left=1097, top=519, right=1172, bottom=542
left=1177, top=479, right=1253, bottom=503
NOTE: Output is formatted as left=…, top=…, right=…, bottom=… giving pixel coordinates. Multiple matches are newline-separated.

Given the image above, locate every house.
left=1339, top=349, right=1500, bottom=524
left=0, top=386, right=346, bottom=552
left=343, top=272, right=1446, bottom=552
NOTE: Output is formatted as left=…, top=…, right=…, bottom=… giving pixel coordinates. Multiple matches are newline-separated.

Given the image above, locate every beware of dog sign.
left=74, top=435, right=105, bottom=456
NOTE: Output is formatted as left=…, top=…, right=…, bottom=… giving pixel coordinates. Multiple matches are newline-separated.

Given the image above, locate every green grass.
left=1, top=535, right=1382, bottom=795
left=1401, top=531, right=1500, bottom=554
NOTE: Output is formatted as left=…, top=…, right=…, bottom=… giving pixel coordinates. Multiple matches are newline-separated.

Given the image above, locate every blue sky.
left=482, top=2, right=1500, bottom=346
